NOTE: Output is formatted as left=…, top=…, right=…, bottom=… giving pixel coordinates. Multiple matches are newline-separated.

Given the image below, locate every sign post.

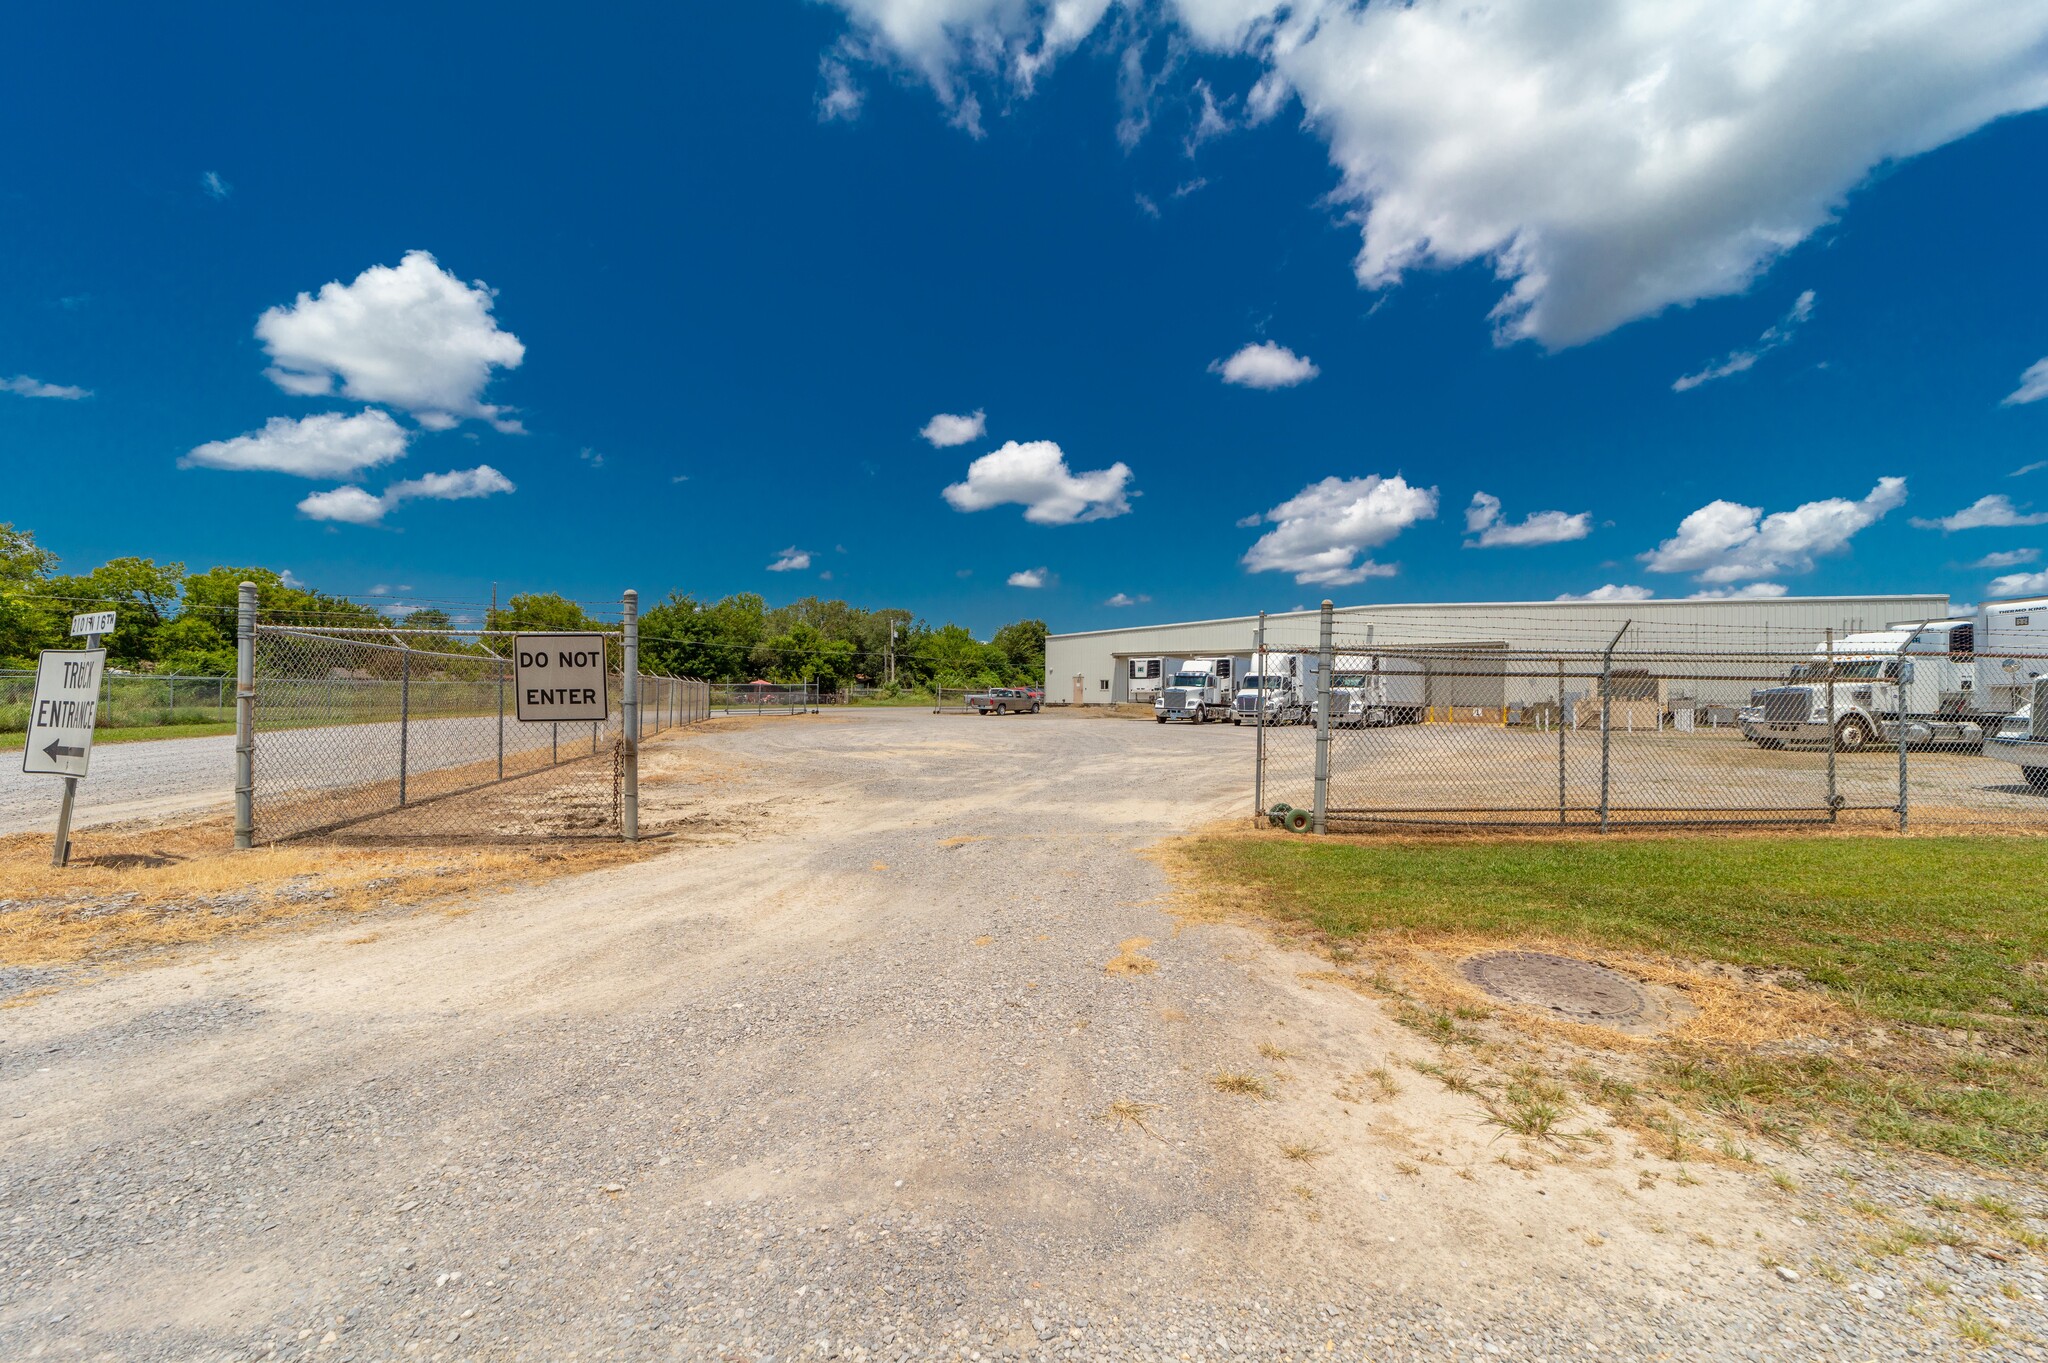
left=28, top=612, right=115, bottom=867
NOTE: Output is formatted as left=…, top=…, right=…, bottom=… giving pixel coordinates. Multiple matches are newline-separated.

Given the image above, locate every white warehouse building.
left=1044, top=593, right=1953, bottom=709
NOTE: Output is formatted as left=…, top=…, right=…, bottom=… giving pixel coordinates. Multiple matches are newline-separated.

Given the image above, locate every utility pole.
left=887, top=620, right=896, bottom=687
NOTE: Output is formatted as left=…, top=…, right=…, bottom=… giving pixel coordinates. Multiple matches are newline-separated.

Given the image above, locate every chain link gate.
left=232, top=585, right=710, bottom=845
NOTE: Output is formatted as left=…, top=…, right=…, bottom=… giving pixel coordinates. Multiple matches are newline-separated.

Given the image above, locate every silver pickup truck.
left=968, top=687, right=1041, bottom=715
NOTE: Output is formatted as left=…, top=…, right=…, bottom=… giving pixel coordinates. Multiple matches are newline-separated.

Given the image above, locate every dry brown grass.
left=1210, top=1071, right=1272, bottom=1099
left=1104, top=937, right=1159, bottom=976
left=0, top=814, right=651, bottom=972
left=1099, top=1099, right=1161, bottom=1138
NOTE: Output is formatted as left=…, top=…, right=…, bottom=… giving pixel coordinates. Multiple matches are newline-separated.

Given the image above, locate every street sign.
left=69, top=610, right=116, bottom=638
left=22, top=648, right=105, bottom=778
left=513, top=633, right=610, bottom=722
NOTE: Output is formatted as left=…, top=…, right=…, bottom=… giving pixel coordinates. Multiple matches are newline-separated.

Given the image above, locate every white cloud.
left=297, top=486, right=388, bottom=525
left=1007, top=567, right=1048, bottom=588
left=1241, top=474, right=1437, bottom=586
left=1688, top=582, right=1790, bottom=599
left=1641, top=477, right=1906, bottom=584
left=181, top=410, right=410, bottom=478
left=579, top=447, right=604, bottom=469
left=819, top=0, right=2048, bottom=348
left=920, top=409, right=987, bottom=447
left=202, top=170, right=231, bottom=200
left=1465, top=491, right=1591, bottom=547
left=1970, top=549, right=2040, bottom=570
left=278, top=569, right=305, bottom=589
left=1555, top=584, right=1654, bottom=602
left=671, top=473, right=691, bottom=483
left=298, top=464, right=515, bottom=525
left=383, top=466, right=515, bottom=503
left=1105, top=591, right=1152, bottom=607
left=1911, top=494, right=2048, bottom=532
left=2005, top=358, right=2048, bottom=406
left=2013, top=461, right=2048, bottom=477
left=1211, top=341, right=1318, bottom=389
left=821, top=0, right=1115, bottom=132
left=1990, top=570, right=2048, bottom=597
left=942, top=439, right=1133, bottom=524
left=819, top=55, right=866, bottom=121
left=767, top=547, right=812, bottom=572
left=1, top=374, right=90, bottom=400
left=256, top=250, right=526, bottom=430
left=1672, top=291, right=1816, bottom=393
left=1234, top=513, right=1264, bottom=528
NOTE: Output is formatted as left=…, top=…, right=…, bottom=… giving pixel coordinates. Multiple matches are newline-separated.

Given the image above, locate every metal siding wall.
left=1046, top=597, right=1949, bottom=704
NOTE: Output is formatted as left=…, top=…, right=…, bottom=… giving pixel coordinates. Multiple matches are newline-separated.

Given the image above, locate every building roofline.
left=1048, top=594, right=1952, bottom=641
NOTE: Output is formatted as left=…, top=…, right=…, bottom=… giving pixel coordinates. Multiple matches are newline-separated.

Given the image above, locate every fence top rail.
left=1267, top=643, right=2048, bottom=663
left=258, top=624, right=624, bottom=638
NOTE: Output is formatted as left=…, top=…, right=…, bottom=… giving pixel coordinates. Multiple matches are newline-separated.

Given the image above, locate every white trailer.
left=1742, top=600, right=2048, bottom=750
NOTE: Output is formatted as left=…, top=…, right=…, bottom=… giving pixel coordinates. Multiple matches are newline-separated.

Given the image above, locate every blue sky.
left=6, top=2, right=2048, bottom=633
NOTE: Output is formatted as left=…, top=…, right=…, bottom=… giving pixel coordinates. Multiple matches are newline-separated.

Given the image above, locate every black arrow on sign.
left=43, top=739, right=85, bottom=762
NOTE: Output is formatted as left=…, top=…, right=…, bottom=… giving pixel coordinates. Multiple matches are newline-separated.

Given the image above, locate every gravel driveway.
left=2, top=710, right=2042, bottom=1361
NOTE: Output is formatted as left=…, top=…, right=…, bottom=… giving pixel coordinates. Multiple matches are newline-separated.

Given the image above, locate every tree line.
left=0, top=523, right=1046, bottom=691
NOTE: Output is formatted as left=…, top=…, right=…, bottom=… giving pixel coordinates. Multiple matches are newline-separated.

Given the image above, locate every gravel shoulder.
left=2, top=710, right=2043, bottom=1361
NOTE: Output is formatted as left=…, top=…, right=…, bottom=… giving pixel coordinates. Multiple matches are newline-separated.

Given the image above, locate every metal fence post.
left=234, top=581, right=256, bottom=849
left=1254, top=612, right=1266, bottom=818
left=622, top=588, right=640, bottom=842
left=1557, top=658, right=1567, bottom=826
left=1895, top=628, right=1918, bottom=834
left=1313, top=599, right=1334, bottom=834
left=1598, top=621, right=1630, bottom=834
left=496, top=659, right=506, bottom=781
left=1825, top=628, right=1838, bottom=822
left=398, top=648, right=411, bottom=807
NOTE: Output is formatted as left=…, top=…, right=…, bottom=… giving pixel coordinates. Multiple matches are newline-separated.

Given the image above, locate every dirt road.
left=0, top=712, right=2027, bottom=1360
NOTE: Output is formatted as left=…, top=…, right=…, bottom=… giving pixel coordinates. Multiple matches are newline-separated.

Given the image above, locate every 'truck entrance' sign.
left=513, top=633, right=610, bottom=722
left=23, top=648, right=105, bottom=778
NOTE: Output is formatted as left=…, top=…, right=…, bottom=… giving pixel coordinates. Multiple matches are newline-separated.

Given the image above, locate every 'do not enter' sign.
left=513, top=633, right=610, bottom=722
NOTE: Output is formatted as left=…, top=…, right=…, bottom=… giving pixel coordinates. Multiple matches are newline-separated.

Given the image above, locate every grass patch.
left=0, top=721, right=237, bottom=748
left=1174, top=832, right=2048, bottom=1167
left=1210, top=1071, right=1271, bottom=1099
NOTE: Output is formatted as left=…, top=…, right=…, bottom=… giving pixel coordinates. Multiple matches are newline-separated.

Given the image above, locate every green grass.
left=1188, top=837, right=2048, bottom=1030
left=1185, top=835, right=2048, bottom=1166
left=0, top=721, right=237, bottom=749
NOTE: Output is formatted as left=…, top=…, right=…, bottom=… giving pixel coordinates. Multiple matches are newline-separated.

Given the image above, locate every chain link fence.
left=3, top=669, right=232, bottom=731
left=242, top=600, right=707, bottom=843
left=711, top=682, right=817, bottom=715
left=1253, top=605, right=2048, bottom=834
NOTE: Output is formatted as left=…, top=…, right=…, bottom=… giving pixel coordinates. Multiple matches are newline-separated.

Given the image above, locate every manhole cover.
left=1459, top=951, right=1649, bottom=1023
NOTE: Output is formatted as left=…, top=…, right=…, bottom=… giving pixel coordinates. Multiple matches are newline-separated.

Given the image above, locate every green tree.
left=486, top=592, right=595, bottom=633
left=990, top=618, right=1047, bottom=685
left=0, top=523, right=60, bottom=665
left=40, top=557, right=186, bottom=668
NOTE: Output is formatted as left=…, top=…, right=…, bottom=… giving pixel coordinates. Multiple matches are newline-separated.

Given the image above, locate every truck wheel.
left=2026, top=767, right=2048, bottom=792
left=1833, top=716, right=1872, bottom=752
left=1156, top=715, right=1166, bottom=724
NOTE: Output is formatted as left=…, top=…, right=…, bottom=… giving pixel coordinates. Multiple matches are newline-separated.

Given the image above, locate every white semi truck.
left=1229, top=651, right=1426, bottom=727
left=1742, top=599, right=2048, bottom=751
left=1231, top=650, right=1310, bottom=725
left=1154, top=656, right=1248, bottom=723
left=1984, top=679, right=2048, bottom=790
left=1328, top=654, right=1426, bottom=728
